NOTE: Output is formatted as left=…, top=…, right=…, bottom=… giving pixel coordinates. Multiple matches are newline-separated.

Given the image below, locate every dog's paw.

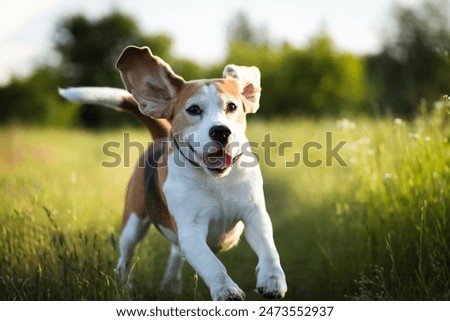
left=115, top=259, right=129, bottom=284
left=256, top=266, right=287, bottom=300
left=212, top=286, right=245, bottom=301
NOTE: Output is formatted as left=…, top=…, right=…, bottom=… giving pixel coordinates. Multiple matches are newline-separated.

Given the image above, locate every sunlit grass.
left=0, top=106, right=448, bottom=300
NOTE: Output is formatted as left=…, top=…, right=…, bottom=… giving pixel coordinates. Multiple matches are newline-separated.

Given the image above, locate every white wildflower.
left=337, top=118, right=356, bottom=130
left=433, top=101, right=445, bottom=109
left=408, top=132, right=420, bottom=140
left=349, top=137, right=371, bottom=151
left=394, top=118, right=403, bottom=125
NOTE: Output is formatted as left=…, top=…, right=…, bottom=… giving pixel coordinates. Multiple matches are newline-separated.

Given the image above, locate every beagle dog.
left=60, top=46, right=287, bottom=300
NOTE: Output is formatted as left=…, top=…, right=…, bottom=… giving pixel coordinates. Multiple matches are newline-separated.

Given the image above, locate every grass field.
left=0, top=105, right=448, bottom=301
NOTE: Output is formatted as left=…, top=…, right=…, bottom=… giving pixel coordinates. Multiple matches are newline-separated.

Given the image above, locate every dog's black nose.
left=209, top=125, right=231, bottom=146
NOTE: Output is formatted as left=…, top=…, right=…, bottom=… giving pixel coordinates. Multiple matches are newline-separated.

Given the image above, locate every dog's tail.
left=59, top=87, right=170, bottom=139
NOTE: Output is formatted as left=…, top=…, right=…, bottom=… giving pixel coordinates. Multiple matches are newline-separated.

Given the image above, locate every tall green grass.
left=0, top=105, right=448, bottom=300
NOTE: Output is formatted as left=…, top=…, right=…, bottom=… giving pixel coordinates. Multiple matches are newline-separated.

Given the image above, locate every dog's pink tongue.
left=203, top=151, right=233, bottom=169
left=224, top=154, right=233, bottom=166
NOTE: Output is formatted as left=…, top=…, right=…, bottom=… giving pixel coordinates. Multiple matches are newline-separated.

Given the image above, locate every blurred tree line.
left=0, top=0, right=448, bottom=127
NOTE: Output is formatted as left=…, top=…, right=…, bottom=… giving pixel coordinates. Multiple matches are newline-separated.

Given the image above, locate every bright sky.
left=0, top=0, right=423, bottom=84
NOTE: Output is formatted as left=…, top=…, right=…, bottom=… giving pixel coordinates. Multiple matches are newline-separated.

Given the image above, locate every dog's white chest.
left=163, top=153, right=263, bottom=251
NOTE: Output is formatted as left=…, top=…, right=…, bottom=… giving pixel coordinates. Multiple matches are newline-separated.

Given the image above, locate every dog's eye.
left=226, top=102, right=238, bottom=113
left=186, top=105, right=202, bottom=116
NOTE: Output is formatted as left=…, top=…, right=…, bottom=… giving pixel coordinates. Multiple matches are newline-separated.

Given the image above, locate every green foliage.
left=0, top=2, right=448, bottom=127
left=0, top=68, right=78, bottom=126
left=225, top=33, right=366, bottom=117
left=366, top=0, right=450, bottom=116
left=170, top=59, right=204, bottom=82
left=55, top=12, right=174, bottom=128
left=0, top=110, right=448, bottom=300
left=56, top=12, right=173, bottom=88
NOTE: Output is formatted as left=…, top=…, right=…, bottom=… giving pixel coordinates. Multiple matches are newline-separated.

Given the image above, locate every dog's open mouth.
left=202, top=149, right=233, bottom=173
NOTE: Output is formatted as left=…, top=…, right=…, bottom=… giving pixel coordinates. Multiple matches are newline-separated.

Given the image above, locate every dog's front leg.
left=244, top=208, right=287, bottom=299
left=177, top=222, right=245, bottom=301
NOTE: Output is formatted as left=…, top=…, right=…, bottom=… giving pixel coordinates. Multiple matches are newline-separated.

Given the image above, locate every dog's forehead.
left=215, top=78, right=241, bottom=96
left=179, top=79, right=240, bottom=103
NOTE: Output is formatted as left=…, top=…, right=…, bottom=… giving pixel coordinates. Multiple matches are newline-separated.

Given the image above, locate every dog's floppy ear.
left=223, top=64, right=261, bottom=113
left=116, top=46, right=185, bottom=119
